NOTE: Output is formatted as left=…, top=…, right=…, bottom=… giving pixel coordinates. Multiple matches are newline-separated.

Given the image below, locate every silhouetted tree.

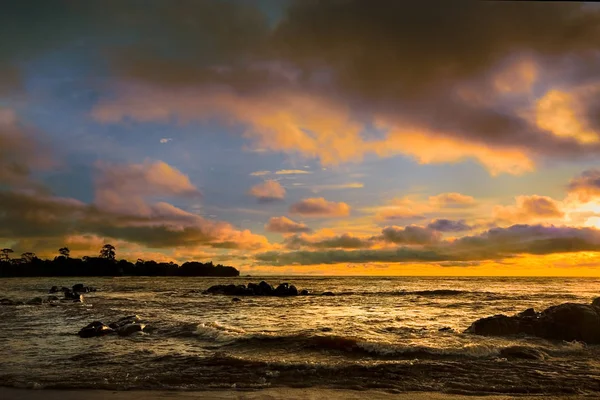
left=100, top=244, right=116, bottom=261
left=0, top=248, right=13, bottom=261
left=21, top=252, right=36, bottom=263
left=59, top=247, right=70, bottom=258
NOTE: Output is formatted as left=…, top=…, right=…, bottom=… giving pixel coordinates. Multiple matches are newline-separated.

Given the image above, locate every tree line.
left=0, top=244, right=239, bottom=277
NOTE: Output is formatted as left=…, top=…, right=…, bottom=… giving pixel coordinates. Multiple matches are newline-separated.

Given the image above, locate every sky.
left=2, top=0, right=600, bottom=276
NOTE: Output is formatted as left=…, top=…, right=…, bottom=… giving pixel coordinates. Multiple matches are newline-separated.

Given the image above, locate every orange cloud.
left=248, top=180, right=286, bottom=202
left=265, top=216, right=312, bottom=234
left=494, top=195, right=564, bottom=223
left=429, top=192, right=476, bottom=208
left=568, top=169, right=600, bottom=203
left=91, top=86, right=536, bottom=175
left=94, top=160, right=199, bottom=216
left=289, top=197, right=350, bottom=217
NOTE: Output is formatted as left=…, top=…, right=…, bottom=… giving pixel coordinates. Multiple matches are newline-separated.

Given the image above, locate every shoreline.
left=1, top=387, right=594, bottom=400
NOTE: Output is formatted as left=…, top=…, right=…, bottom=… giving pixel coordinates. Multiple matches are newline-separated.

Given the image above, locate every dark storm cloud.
left=377, top=226, right=441, bottom=245
left=427, top=219, right=473, bottom=232
left=283, top=233, right=372, bottom=249
left=255, top=224, right=600, bottom=266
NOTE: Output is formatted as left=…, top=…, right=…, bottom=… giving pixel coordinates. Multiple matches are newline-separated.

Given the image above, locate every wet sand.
left=0, top=388, right=594, bottom=400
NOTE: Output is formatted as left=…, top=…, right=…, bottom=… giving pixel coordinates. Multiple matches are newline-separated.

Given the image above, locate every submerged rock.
left=78, top=321, right=114, bottom=338
left=26, top=297, right=45, bottom=305
left=117, top=323, right=145, bottom=336
left=1, top=298, right=18, bottom=306
left=466, top=300, right=600, bottom=344
left=79, top=316, right=145, bottom=338
left=232, top=297, right=242, bottom=302
left=321, top=291, right=335, bottom=296
left=299, top=289, right=309, bottom=296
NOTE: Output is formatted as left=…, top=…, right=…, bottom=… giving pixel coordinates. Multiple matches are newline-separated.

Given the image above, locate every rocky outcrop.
left=79, top=316, right=146, bottom=338
left=204, top=281, right=313, bottom=297
left=466, top=299, right=600, bottom=344
left=49, top=284, right=96, bottom=294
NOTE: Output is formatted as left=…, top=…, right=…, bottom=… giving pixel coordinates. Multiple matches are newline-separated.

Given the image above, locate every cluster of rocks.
left=1, top=283, right=98, bottom=306
left=204, top=281, right=336, bottom=297
left=78, top=315, right=146, bottom=338
left=465, top=298, right=600, bottom=344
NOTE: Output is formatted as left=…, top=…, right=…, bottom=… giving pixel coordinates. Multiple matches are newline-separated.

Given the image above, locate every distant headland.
left=0, top=244, right=239, bottom=277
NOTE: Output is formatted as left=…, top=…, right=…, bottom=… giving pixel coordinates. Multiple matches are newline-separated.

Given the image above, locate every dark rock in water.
left=232, top=297, right=241, bottom=302
left=274, top=283, right=289, bottom=296
left=72, top=283, right=85, bottom=292
left=299, top=289, right=309, bottom=296
left=438, top=327, right=453, bottom=332
left=320, top=327, right=333, bottom=332
left=108, top=315, right=140, bottom=329
left=592, top=297, right=600, bottom=308
left=258, top=281, right=273, bottom=295
left=517, top=308, right=538, bottom=318
left=78, top=321, right=114, bottom=338
left=26, top=297, right=45, bottom=305
left=465, top=314, right=537, bottom=337
left=47, top=295, right=60, bottom=301
left=540, top=303, right=600, bottom=343
left=321, top=291, right=335, bottom=296
left=117, top=323, right=145, bottom=336
left=499, top=346, right=548, bottom=360
left=49, top=286, right=59, bottom=293
left=466, top=302, right=600, bottom=344
left=63, top=290, right=83, bottom=302
left=288, top=285, right=298, bottom=296
left=1, top=298, right=16, bottom=306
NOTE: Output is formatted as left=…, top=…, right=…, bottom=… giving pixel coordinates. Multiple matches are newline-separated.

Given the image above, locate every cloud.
left=429, top=193, right=476, bottom=208
left=377, top=225, right=441, bottom=245
left=250, top=170, right=271, bottom=176
left=568, top=169, right=600, bottom=202
left=289, top=197, right=350, bottom=217
left=311, top=182, right=364, bottom=192
left=494, top=195, right=564, bottom=223
left=248, top=179, right=286, bottom=202
left=255, top=224, right=600, bottom=266
left=428, top=219, right=473, bottom=232
left=0, top=109, right=55, bottom=188
left=159, top=138, right=172, bottom=143
left=94, top=160, right=200, bottom=215
left=265, top=216, right=311, bottom=234
left=275, top=169, right=312, bottom=175
left=284, top=232, right=372, bottom=250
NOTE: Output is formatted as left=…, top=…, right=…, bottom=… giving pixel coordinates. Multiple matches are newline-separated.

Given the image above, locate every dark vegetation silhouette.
left=0, top=245, right=239, bottom=277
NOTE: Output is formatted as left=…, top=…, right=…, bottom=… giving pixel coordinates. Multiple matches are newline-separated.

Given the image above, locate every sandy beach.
left=1, top=388, right=595, bottom=400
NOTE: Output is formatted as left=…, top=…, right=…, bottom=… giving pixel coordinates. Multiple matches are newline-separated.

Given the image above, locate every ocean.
left=1, top=276, right=600, bottom=395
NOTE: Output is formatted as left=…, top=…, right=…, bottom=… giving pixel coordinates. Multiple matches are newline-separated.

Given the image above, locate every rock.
left=232, top=297, right=241, bottom=302
left=274, top=283, right=290, bottom=296
left=117, top=323, right=145, bottom=336
left=1, top=298, right=16, bottom=306
left=517, top=308, right=538, bottom=318
left=288, top=285, right=298, bottom=296
left=64, top=290, right=84, bottom=302
left=258, top=281, right=274, bottom=295
left=321, top=291, right=335, bottom=296
left=499, top=346, right=548, bottom=360
left=592, top=297, right=600, bottom=308
left=320, top=327, right=333, bottom=332
left=438, top=327, right=453, bottom=332
left=26, top=297, right=45, bottom=305
left=78, top=321, right=115, bottom=338
left=465, top=314, right=537, bottom=337
left=108, top=315, right=141, bottom=329
left=540, top=303, right=600, bottom=343
left=72, top=283, right=85, bottom=292
left=49, top=286, right=60, bottom=293
left=466, top=302, right=600, bottom=344
left=47, top=295, right=60, bottom=301
left=299, top=289, right=309, bottom=296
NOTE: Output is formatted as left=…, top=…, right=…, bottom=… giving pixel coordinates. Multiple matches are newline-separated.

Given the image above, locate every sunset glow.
left=2, top=1, right=600, bottom=275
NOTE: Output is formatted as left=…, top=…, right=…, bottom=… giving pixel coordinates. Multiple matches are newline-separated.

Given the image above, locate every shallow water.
left=1, top=276, right=600, bottom=395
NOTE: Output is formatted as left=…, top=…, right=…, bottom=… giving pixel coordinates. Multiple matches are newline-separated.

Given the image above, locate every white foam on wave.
left=194, top=321, right=247, bottom=342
